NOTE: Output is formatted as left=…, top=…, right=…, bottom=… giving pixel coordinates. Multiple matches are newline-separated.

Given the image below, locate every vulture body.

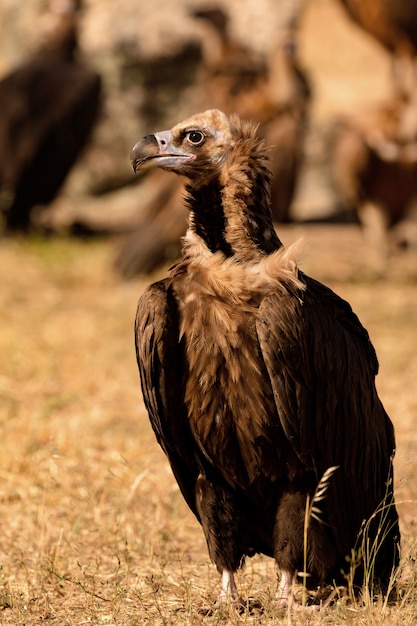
left=0, top=0, right=101, bottom=232
left=131, top=110, right=400, bottom=606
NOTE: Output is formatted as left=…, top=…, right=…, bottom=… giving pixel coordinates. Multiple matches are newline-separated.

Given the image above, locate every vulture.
left=115, top=4, right=310, bottom=277
left=329, top=92, right=417, bottom=272
left=338, top=0, right=417, bottom=95
left=0, top=0, right=101, bottom=232
left=131, top=110, right=400, bottom=607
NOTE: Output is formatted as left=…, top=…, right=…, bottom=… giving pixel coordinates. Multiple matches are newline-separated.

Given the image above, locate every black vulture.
left=131, top=109, right=400, bottom=607
left=0, top=0, right=101, bottom=232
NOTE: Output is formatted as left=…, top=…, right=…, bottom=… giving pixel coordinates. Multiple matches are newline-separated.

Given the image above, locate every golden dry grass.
left=0, top=227, right=416, bottom=625
left=1, top=0, right=417, bottom=622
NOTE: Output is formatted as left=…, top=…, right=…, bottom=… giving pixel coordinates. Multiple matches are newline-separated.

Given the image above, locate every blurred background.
left=1, top=3, right=417, bottom=622
left=1, top=0, right=417, bottom=278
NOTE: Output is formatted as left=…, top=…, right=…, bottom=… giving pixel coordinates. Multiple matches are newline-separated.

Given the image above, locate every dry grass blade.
left=309, top=465, right=339, bottom=524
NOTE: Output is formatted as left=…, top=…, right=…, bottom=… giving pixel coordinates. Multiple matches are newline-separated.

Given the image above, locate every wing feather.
left=135, top=279, right=200, bottom=518
left=256, top=273, right=397, bottom=552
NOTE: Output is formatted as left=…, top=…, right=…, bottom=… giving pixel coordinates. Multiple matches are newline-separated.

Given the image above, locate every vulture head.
left=130, top=109, right=281, bottom=257
left=130, top=109, right=239, bottom=185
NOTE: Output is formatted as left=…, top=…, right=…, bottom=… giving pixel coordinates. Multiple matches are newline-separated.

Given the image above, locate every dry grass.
left=0, top=226, right=416, bottom=625
left=1, top=0, right=417, bottom=622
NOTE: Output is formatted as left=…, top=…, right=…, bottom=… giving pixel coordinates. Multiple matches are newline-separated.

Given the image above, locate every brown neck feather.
left=186, top=130, right=282, bottom=259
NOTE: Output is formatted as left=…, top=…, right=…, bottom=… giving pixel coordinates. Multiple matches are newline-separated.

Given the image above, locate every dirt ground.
left=1, top=0, right=417, bottom=624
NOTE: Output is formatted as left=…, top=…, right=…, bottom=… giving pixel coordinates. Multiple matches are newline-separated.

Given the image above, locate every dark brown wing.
left=135, top=279, right=200, bottom=519
left=256, top=273, right=398, bottom=557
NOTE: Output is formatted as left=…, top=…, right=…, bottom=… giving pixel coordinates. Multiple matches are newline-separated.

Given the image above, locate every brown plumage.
left=339, top=0, right=417, bottom=94
left=131, top=109, right=400, bottom=607
left=0, top=0, right=101, bottom=232
left=115, top=5, right=310, bottom=277
left=329, top=92, right=417, bottom=271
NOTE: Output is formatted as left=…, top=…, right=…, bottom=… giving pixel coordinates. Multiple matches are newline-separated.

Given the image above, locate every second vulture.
left=131, top=110, right=400, bottom=608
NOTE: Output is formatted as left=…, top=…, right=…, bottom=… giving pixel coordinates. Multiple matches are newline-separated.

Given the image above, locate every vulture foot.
left=273, top=570, right=321, bottom=611
left=198, top=570, right=263, bottom=615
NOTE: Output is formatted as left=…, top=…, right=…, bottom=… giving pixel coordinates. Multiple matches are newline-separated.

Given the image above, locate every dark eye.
left=187, top=130, right=205, bottom=145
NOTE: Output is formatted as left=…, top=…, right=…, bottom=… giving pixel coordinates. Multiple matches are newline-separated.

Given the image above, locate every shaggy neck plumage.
left=185, top=135, right=282, bottom=259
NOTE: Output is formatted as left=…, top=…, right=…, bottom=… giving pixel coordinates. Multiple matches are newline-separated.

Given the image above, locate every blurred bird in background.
left=330, top=0, right=417, bottom=273
left=0, top=0, right=101, bottom=233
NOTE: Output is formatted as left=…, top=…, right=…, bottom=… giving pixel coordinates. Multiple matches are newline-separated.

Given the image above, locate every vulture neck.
left=185, top=147, right=282, bottom=261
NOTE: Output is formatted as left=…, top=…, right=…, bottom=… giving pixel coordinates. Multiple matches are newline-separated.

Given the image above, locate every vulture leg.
left=196, top=474, right=246, bottom=606
left=358, top=200, right=390, bottom=274
left=276, top=570, right=294, bottom=607
left=273, top=489, right=338, bottom=606
left=219, top=569, right=239, bottom=604
left=273, top=490, right=305, bottom=605
left=276, top=570, right=320, bottom=611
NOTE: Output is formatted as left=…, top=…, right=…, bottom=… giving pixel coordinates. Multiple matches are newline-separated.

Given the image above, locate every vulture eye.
left=187, top=130, right=205, bottom=146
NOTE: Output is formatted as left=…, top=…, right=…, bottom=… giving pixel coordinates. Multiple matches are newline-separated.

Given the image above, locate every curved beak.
left=130, top=130, right=196, bottom=172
